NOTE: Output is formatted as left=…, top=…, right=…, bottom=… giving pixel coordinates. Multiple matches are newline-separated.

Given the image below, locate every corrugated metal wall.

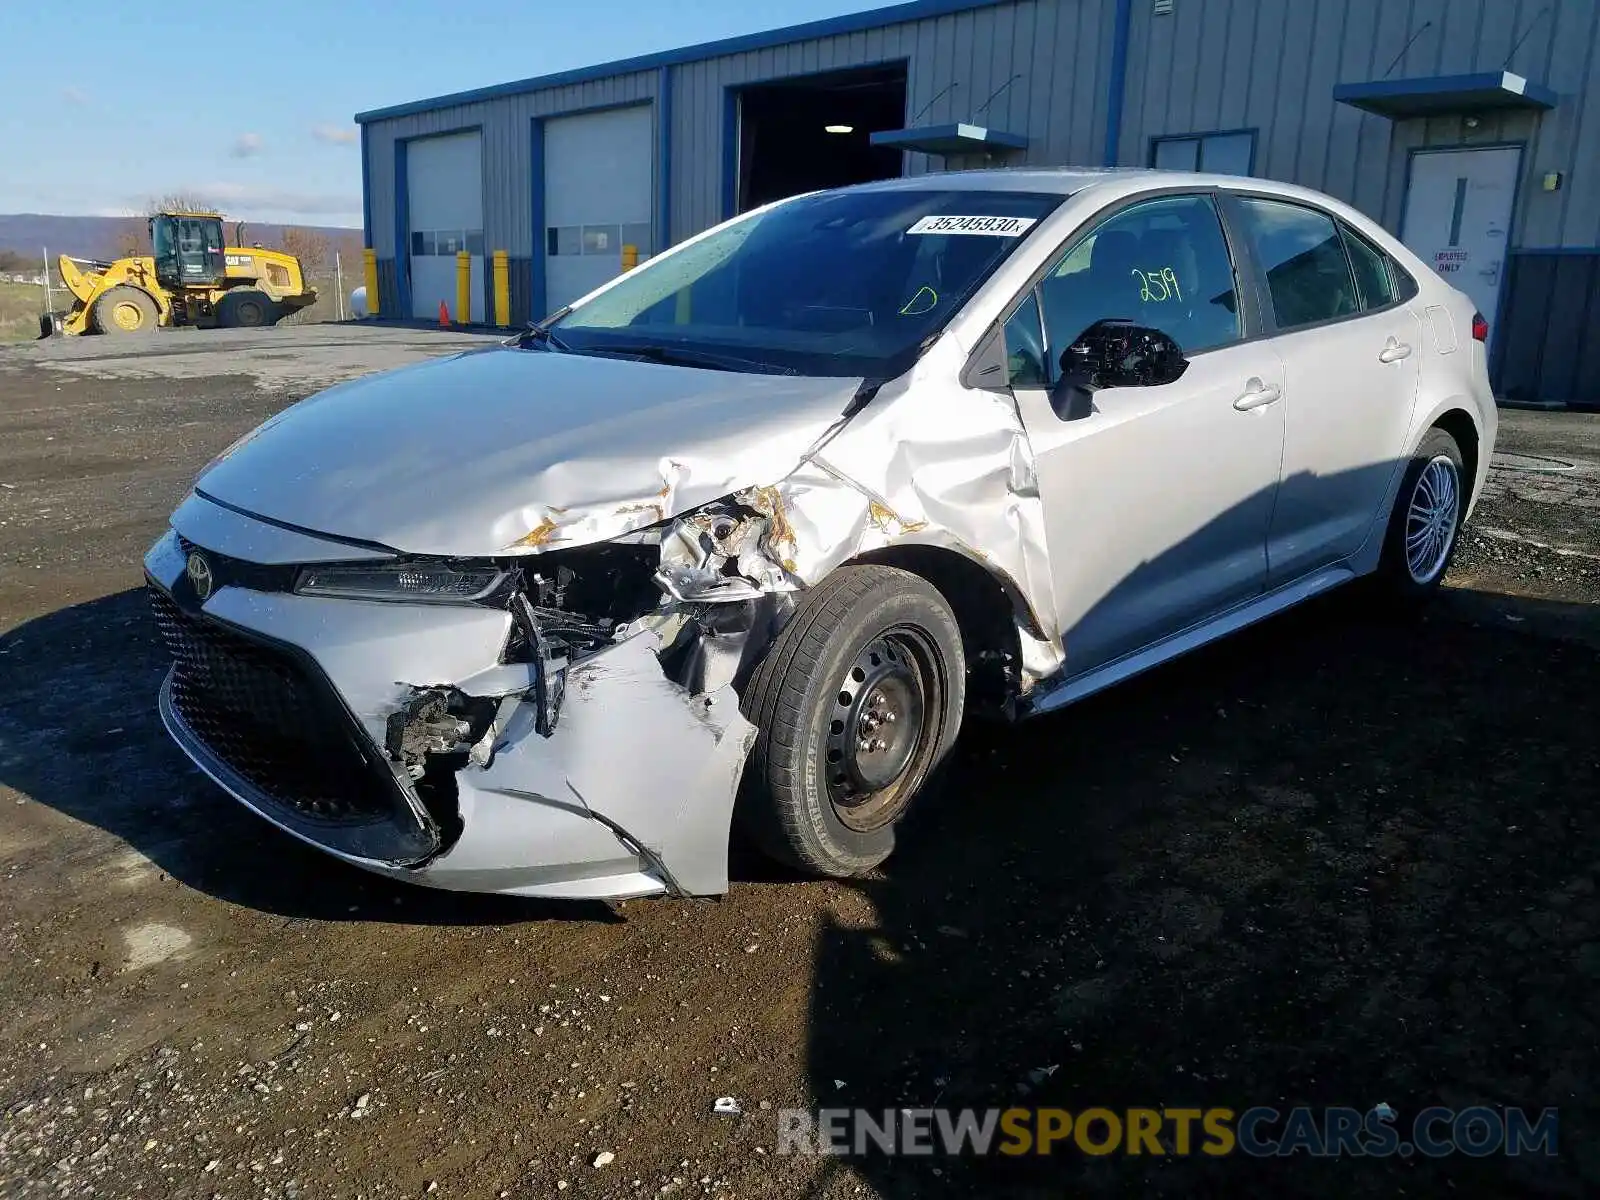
left=359, top=0, right=1600, bottom=401
left=362, top=0, right=1116, bottom=321
left=1119, top=0, right=1600, bottom=247
left=666, top=0, right=1114, bottom=241
left=364, top=70, right=659, bottom=261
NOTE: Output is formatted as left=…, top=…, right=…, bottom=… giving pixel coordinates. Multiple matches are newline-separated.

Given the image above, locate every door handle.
left=1379, top=339, right=1413, bottom=363
left=1233, top=379, right=1282, bottom=411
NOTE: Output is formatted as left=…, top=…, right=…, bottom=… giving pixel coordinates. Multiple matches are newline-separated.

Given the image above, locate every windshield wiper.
left=511, top=309, right=573, bottom=352
left=592, top=343, right=797, bottom=375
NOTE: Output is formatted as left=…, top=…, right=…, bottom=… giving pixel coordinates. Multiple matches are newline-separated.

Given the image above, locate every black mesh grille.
left=149, top=586, right=401, bottom=825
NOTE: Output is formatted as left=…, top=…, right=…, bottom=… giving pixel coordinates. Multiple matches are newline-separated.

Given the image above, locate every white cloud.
left=311, top=123, right=360, bottom=146
left=62, top=86, right=89, bottom=106
left=231, top=133, right=264, bottom=158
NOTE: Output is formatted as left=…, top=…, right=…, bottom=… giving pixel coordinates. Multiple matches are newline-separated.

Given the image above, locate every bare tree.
left=280, top=227, right=331, bottom=275
left=112, top=215, right=146, bottom=258
left=145, top=194, right=219, bottom=216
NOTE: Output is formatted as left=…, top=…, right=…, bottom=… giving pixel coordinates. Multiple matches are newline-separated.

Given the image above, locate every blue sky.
left=0, top=0, right=886, bottom=227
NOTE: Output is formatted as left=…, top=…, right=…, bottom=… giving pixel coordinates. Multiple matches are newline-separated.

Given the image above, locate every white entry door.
left=543, top=106, right=654, bottom=313
left=408, top=132, right=484, bottom=321
left=1401, top=146, right=1520, bottom=335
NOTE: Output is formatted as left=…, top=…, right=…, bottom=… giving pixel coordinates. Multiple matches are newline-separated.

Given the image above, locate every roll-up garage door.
left=407, top=132, right=483, bottom=321
left=543, top=106, right=653, bottom=312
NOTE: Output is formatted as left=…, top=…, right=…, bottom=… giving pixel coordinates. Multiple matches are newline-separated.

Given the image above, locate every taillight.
left=1471, top=312, right=1489, bottom=342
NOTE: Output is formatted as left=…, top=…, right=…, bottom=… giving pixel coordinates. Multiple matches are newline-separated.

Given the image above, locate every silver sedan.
left=145, top=168, right=1496, bottom=899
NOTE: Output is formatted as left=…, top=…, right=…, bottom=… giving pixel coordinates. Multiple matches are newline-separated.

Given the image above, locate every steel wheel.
left=824, top=628, right=940, bottom=833
left=1404, top=454, right=1461, bottom=584
left=110, top=299, right=146, bottom=331
left=234, top=296, right=267, bottom=327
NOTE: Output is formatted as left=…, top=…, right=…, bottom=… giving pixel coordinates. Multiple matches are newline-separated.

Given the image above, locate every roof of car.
left=844, top=166, right=1324, bottom=200
left=846, top=167, right=1174, bottom=195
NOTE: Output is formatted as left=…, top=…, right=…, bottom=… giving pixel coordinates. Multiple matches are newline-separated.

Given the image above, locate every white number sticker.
left=906, top=215, right=1037, bottom=237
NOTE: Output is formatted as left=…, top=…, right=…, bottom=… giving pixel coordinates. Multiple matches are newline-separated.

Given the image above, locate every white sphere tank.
left=349, top=286, right=369, bottom=319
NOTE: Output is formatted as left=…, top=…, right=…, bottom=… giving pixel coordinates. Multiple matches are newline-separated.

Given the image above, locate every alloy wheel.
left=1405, top=454, right=1461, bottom=584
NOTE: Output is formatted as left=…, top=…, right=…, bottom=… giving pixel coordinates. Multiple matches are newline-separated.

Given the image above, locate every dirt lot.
left=1, top=325, right=1597, bottom=1199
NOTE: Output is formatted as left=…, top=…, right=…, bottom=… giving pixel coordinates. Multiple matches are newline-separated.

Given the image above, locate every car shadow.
left=799, top=586, right=1600, bottom=1197
left=0, top=587, right=619, bottom=926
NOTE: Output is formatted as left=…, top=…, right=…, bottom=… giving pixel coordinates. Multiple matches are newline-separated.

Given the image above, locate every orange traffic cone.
left=438, top=300, right=452, bottom=327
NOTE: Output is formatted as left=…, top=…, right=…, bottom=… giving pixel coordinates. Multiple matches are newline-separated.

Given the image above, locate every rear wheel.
left=89, top=286, right=158, bottom=335
left=218, top=289, right=277, bottom=329
left=1374, top=427, right=1466, bottom=603
left=737, top=565, right=965, bottom=877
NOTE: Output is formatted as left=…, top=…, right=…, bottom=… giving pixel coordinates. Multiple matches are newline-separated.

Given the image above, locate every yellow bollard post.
left=492, top=250, right=511, bottom=328
left=620, top=243, right=639, bottom=273
left=455, top=250, right=472, bottom=326
left=362, top=248, right=379, bottom=317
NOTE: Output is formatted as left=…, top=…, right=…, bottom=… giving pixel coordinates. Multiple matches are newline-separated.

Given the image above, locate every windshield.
left=550, top=188, right=1065, bottom=378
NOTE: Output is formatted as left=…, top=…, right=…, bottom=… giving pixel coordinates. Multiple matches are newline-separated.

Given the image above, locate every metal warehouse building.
left=356, top=0, right=1600, bottom=406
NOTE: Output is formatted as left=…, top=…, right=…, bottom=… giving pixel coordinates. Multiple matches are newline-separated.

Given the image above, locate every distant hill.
left=0, top=213, right=362, bottom=261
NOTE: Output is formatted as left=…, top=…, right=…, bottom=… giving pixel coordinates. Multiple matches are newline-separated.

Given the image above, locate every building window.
left=547, top=225, right=653, bottom=257
left=410, top=229, right=483, bottom=257
left=1152, top=131, right=1256, bottom=177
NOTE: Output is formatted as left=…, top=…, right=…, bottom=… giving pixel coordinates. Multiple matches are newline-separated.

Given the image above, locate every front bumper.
left=144, top=518, right=756, bottom=900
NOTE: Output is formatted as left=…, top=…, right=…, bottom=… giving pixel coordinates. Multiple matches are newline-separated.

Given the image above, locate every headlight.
left=294, top=560, right=505, bottom=603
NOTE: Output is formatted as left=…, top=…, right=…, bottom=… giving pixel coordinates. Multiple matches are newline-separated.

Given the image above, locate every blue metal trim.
left=1103, top=0, right=1132, bottom=166
left=657, top=65, right=673, bottom=251
left=360, top=124, right=373, bottom=250
left=870, top=123, right=1028, bottom=153
left=354, top=0, right=1010, bottom=124
left=530, top=117, right=547, bottom=321
left=721, top=88, right=740, bottom=221
left=1333, top=71, right=1558, bottom=115
left=393, top=138, right=409, bottom=317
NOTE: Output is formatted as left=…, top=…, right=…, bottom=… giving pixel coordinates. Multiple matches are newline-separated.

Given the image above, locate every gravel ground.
left=0, top=326, right=1596, bottom=1199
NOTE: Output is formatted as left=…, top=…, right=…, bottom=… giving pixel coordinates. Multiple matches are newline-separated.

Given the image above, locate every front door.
left=1005, top=193, right=1285, bottom=677
left=1401, top=146, right=1520, bottom=336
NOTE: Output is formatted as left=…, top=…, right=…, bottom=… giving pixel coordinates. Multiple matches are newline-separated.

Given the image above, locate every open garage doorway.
left=732, top=63, right=907, bottom=214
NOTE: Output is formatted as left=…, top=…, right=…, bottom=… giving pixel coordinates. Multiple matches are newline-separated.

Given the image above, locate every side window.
left=1234, top=197, right=1358, bottom=330
left=1002, top=292, right=1048, bottom=387
left=1340, top=222, right=1396, bottom=311
left=1392, top=259, right=1419, bottom=302
left=1021, top=194, right=1241, bottom=378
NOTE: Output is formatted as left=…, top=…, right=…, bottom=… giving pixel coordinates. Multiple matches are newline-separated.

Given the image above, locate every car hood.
left=196, top=346, right=863, bottom=556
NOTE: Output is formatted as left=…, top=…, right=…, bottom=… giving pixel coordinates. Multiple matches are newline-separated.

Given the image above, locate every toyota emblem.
left=186, top=552, right=215, bottom=600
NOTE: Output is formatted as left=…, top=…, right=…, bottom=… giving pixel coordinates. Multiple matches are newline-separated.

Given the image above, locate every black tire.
left=217, top=290, right=277, bottom=329
left=1374, top=426, right=1466, bottom=603
left=737, top=565, right=965, bottom=878
left=89, top=285, right=158, bottom=335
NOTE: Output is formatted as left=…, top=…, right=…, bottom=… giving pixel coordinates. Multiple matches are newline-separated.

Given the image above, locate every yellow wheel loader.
left=41, top=211, right=317, bottom=337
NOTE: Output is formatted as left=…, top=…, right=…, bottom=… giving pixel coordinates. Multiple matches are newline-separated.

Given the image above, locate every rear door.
left=1224, top=195, right=1423, bottom=585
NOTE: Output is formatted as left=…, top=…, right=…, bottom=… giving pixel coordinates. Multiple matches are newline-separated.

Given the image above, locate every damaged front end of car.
left=146, top=488, right=823, bottom=901
left=376, top=504, right=806, bottom=898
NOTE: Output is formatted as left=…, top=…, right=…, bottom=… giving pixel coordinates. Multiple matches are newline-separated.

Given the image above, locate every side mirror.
left=1049, top=320, right=1189, bottom=419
